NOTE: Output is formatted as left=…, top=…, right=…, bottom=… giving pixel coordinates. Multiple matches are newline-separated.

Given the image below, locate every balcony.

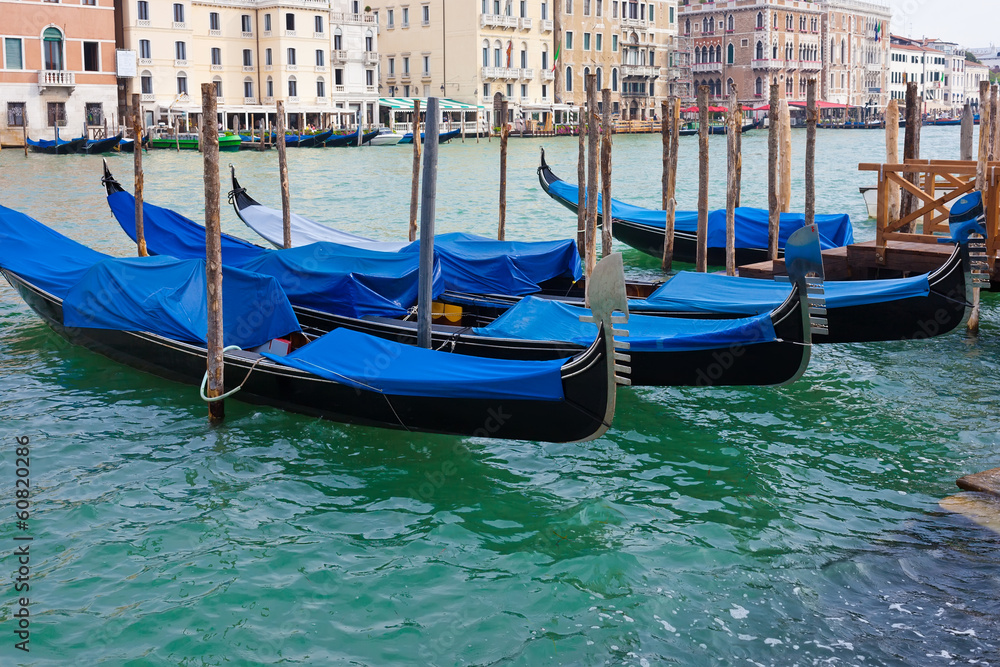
left=333, top=50, right=348, bottom=63
left=692, top=62, right=722, bottom=73
left=244, top=96, right=256, bottom=105
left=335, top=85, right=346, bottom=93
left=421, top=71, right=432, bottom=80
left=211, top=64, right=224, bottom=71
left=314, top=31, right=325, bottom=39
left=137, top=19, right=150, bottom=27
left=519, top=17, right=532, bottom=31
left=621, top=17, right=649, bottom=29
left=800, top=60, right=821, bottom=72
left=330, top=11, right=377, bottom=25
left=174, top=59, right=188, bottom=67
left=138, top=58, right=153, bottom=66
left=140, top=92, right=155, bottom=102
left=172, top=21, right=187, bottom=29
left=242, top=31, right=253, bottom=38
left=288, top=96, right=299, bottom=103
left=520, top=67, right=535, bottom=79
left=752, top=58, right=781, bottom=70
left=209, top=29, right=222, bottom=37
left=481, top=13, right=518, bottom=30
left=542, top=69, right=555, bottom=81
left=263, top=64, right=273, bottom=72
left=264, top=96, right=274, bottom=104
left=785, top=59, right=799, bottom=70
left=540, top=19, right=553, bottom=33
left=481, top=66, right=519, bottom=80
left=262, top=30, right=272, bottom=37
left=286, top=64, right=297, bottom=71
left=316, top=96, right=329, bottom=104
left=366, top=85, right=376, bottom=94
left=400, top=72, right=411, bottom=81
left=242, top=65, right=255, bottom=72
left=520, top=96, right=531, bottom=105
left=315, top=65, right=326, bottom=72
left=364, top=51, right=379, bottom=65
left=622, top=65, right=657, bottom=78
left=284, top=30, right=296, bottom=37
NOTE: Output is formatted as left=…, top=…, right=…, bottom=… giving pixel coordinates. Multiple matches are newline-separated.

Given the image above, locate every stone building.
left=821, top=0, right=890, bottom=112
left=0, top=0, right=119, bottom=146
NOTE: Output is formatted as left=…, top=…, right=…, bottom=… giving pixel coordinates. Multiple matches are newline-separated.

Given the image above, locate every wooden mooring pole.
left=601, top=87, right=613, bottom=258
left=805, top=79, right=817, bottom=229
left=200, top=83, right=225, bottom=423
left=991, top=84, right=999, bottom=161
left=902, top=82, right=921, bottom=230
left=885, top=99, right=901, bottom=225
left=417, top=98, right=440, bottom=349
left=779, top=98, right=792, bottom=214
left=696, top=84, right=709, bottom=273
left=409, top=99, right=422, bottom=242
left=725, top=85, right=741, bottom=276
left=131, top=94, right=148, bottom=257
left=22, top=116, right=27, bottom=157
left=767, top=82, right=780, bottom=260
left=960, top=102, right=974, bottom=161
left=577, top=102, right=587, bottom=258
left=661, top=100, right=670, bottom=211
left=661, top=97, right=679, bottom=271
left=585, top=73, right=599, bottom=281
left=977, top=81, right=990, bottom=192
left=275, top=100, right=292, bottom=248
left=498, top=99, right=508, bottom=241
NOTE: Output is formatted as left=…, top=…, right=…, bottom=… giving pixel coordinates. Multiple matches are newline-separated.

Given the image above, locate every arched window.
left=841, top=39, right=846, bottom=64
left=43, top=27, right=64, bottom=70
left=716, top=78, right=722, bottom=96
left=213, top=75, right=223, bottom=98
left=334, top=27, right=343, bottom=50
left=266, top=75, right=273, bottom=98
left=772, top=42, right=778, bottom=59
left=611, top=67, right=618, bottom=92
left=596, top=66, right=602, bottom=90
left=701, top=46, right=708, bottom=63
left=287, top=75, right=298, bottom=98
left=243, top=76, right=254, bottom=99
left=755, top=41, right=764, bottom=60
left=520, top=41, right=528, bottom=69
left=702, top=18, right=708, bottom=33
left=755, top=76, right=763, bottom=96
left=494, top=40, right=503, bottom=67
left=728, top=15, right=734, bottom=31
left=685, top=18, right=691, bottom=35
left=176, top=71, right=188, bottom=95
left=727, top=43, right=735, bottom=64
left=365, top=29, right=374, bottom=52
left=756, top=12, right=763, bottom=29
left=316, top=76, right=325, bottom=97
left=565, top=65, right=573, bottom=92
left=541, top=44, right=548, bottom=70
left=483, top=39, right=490, bottom=67
left=140, top=70, right=153, bottom=94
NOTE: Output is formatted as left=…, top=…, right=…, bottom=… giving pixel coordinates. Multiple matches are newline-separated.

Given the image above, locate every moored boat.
left=26, top=136, right=87, bottom=154
left=399, top=128, right=461, bottom=144
left=147, top=133, right=243, bottom=151
left=80, top=133, right=123, bottom=154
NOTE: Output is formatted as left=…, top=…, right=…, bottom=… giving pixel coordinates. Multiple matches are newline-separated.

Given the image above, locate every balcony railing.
left=621, top=65, right=657, bottom=78
left=264, top=96, right=274, bottom=104
left=313, top=31, right=325, bottom=39
left=242, top=65, right=255, bottom=72
left=540, top=19, right=553, bottom=32
left=242, top=31, right=253, bottom=38
left=691, top=62, right=722, bottom=73
left=316, top=96, right=329, bottom=104
left=785, top=59, right=799, bottom=70
left=315, top=65, right=326, bottom=72
left=364, top=52, right=379, bottom=65
left=481, top=13, right=518, bottom=30
left=422, top=71, right=432, bottom=80
left=520, top=67, right=535, bottom=79
left=288, top=96, right=299, bottom=103
left=172, top=21, right=187, bottom=29
left=137, top=19, right=150, bottom=27
left=751, top=58, right=781, bottom=70
left=542, top=69, right=554, bottom=81
left=140, top=92, right=155, bottom=102
left=174, top=59, right=188, bottom=67
left=286, top=63, right=297, bottom=71
left=330, top=12, right=377, bottom=24
left=333, top=50, right=348, bottom=63
left=621, top=17, right=649, bottom=29
left=335, top=85, right=346, bottom=93
left=519, top=17, right=532, bottom=31
left=138, top=58, right=153, bottom=66
left=263, top=64, right=273, bottom=71
left=366, top=85, right=376, bottom=94
left=211, top=64, right=223, bottom=71
left=244, top=96, right=256, bottom=105
left=209, top=29, right=221, bottom=37
left=800, top=60, right=821, bottom=72
left=284, top=30, right=296, bottom=37
left=262, top=30, right=272, bottom=37
left=481, top=66, right=519, bottom=80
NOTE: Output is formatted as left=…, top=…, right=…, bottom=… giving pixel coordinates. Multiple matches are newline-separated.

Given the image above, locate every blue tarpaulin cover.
left=234, top=197, right=583, bottom=294
left=107, top=191, right=444, bottom=318
left=400, top=233, right=582, bottom=295
left=632, top=271, right=931, bottom=315
left=63, top=256, right=301, bottom=349
left=474, top=296, right=777, bottom=351
left=263, top=327, right=567, bottom=400
left=0, top=204, right=110, bottom=298
left=546, top=179, right=855, bottom=250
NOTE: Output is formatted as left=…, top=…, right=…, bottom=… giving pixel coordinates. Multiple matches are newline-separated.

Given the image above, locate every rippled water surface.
left=1, top=127, right=999, bottom=666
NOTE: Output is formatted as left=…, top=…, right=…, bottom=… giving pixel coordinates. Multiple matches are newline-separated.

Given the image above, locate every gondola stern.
left=101, top=159, right=126, bottom=196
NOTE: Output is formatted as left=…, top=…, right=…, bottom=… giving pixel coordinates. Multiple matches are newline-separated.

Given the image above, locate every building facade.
left=118, top=0, right=379, bottom=131
left=965, top=59, right=990, bottom=112
left=0, top=0, right=119, bottom=146
left=820, top=0, right=889, bottom=111
left=888, top=35, right=949, bottom=115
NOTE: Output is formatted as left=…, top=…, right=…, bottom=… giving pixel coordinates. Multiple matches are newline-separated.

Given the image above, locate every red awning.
left=788, top=100, right=851, bottom=109
left=680, top=105, right=729, bottom=113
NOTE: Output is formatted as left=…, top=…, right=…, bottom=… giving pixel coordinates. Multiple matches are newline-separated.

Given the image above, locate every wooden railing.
left=858, top=159, right=999, bottom=269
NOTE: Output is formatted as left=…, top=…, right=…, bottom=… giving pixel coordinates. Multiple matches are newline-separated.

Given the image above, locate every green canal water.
left=1, top=127, right=999, bottom=665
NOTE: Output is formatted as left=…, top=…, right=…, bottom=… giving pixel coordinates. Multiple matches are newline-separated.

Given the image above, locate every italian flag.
left=552, top=43, right=561, bottom=72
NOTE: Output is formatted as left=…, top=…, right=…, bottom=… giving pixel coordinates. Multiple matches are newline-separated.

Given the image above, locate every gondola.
left=398, top=128, right=461, bottom=144
left=0, top=203, right=621, bottom=442
left=118, top=135, right=148, bottom=153
left=295, top=129, right=334, bottom=147
left=26, top=136, right=87, bottom=154
left=325, top=128, right=379, bottom=147
left=101, top=164, right=815, bottom=387
left=80, top=133, right=123, bottom=154
left=678, top=121, right=759, bottom=137
left=537, top=149, right=854, bottom=265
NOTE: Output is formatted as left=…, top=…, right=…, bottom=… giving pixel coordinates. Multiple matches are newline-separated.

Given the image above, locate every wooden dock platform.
left=737, top=239, right=955, bottom=280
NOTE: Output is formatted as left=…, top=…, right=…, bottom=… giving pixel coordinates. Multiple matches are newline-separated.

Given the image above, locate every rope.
left=226, top=187, right=245, bottom=205
left=200, top=345, right=257, bottom=402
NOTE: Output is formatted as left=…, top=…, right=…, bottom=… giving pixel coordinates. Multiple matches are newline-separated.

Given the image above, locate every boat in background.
left=26, top=135, right=87, bottom=154
left=80, top=133, right=122, bottom=154
left=369, top=128, right=405, bottom=146
left=399, top=128, right=461, bottom=144
left=147, top=132, right=243, bottom=151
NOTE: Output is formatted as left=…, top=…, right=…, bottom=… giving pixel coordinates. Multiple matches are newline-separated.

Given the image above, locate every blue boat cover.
left=107, top=191, right=444, bottom=318
left=63, top=256, right=301, bottom=349
left=546, top=179, right=855, bottom=250
left=263, top=327, right=566, bottom=400
left=0, top=204, right=109, bottom=298
left=474, top=296, right=777, bottom=351
left=632, top=271, right=931, bottom=315
left=26, top=136, right=85, bottom=148
left=400, top=233, right=582, bottom=295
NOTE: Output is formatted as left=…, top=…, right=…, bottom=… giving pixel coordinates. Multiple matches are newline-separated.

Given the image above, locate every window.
left=4, top=38, right=23, bottom=69
left=387, top=9, right=394, bottom=27
left=7, top=102, right=25, bottom=127
left=175, top=41, right=186, bottom=61
left=47, top=102, right=65, bottom=127
left=243, top=49, right=253, bottom=66
left=541, top=47, right=548, bottom=70
left=506, top=82, right=513, bottom=97
left=287, top=48, right=296, bottom=65
left=565, top=0, right=572, bottom=14
left=520, top=0, right=527, bottom=18
left=565, top=31, right=573, bottom=50
left=265, top=48, right=272, bottom=65
left=423, top=55, right=430, bottom=74
left=494, top=41, right=501, bottom=67
left=483, top=40, right=489, bottom=66
left=242, top=15, right=252, bottom=32
left=213, top=77, right=223, bottom=97
left=422, top=5, right=429, bottom=24
left=596, top=67, right=602, bottom=90
left=317, top=78, right=325, bottom=97
left=316, top=49, right=324, bottom=66
left=139, top=40, right=150, bottom=59
left=264, top=14, right=271, bottom=31
left=365, top=69, right=374, bottom=85
left=286, top=13, right=295, bottom=30
left=141, top=71, right=152, bottom=93
left=542, top=1, right=548, bottom=20
left=727, top=43, right=735, bottom=64
left=210, top=12, right=220, bottom=31
left=137, top=0, right=148, bottom=21
left=211, top=47, right=221, bottom=65
left=244, top=79, right=253, bottom=98
left=176, top=73, right=187, bottom=94
left=335, top=69, right=343, bottom=85
left=612, top=35, right=618, bottom=52
left=596, top=34, right=602, bottom=51
left=520, top=47, right=527, bottom=68
left=366, top=31, right=374, bottom=51
left=583, top=33, right=590, bottom=51
left=565, top=65, right=573, bottom=92
left=583, top=0, right=590, bottom=16
left=521, top=83, right=527, bottom=97
left=43, top=28, right=63, bottom=70
left=402, top=7, right=409, bottom=27
left=388, top=57, right=395, bottom=74
left=483, top=83, right=490, bottom=97
left=173, top=3, right=184, bottom=23
left=83, top=41, right=100, bottom=71
left=611, top=67, right=618, bottom=91
left=403, top=56, right=410, bottom=73
left=315, top=15, right=323, bottom=33
left=266, top=77, right=273, bottom=97
left=288, top=77, right=297, bottom=97
left=334, top=30, right=342, bottom=50
left=403, top=85, right=410, bottom=96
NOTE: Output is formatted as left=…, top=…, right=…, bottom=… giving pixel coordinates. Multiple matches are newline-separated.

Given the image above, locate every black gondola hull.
left=3, top=269, right=612, bottom=442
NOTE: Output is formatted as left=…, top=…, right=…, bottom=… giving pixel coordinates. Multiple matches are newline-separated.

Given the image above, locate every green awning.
left=379, top=98, right=481, bottom=111
left=43, top=28, right=63, bottom=42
